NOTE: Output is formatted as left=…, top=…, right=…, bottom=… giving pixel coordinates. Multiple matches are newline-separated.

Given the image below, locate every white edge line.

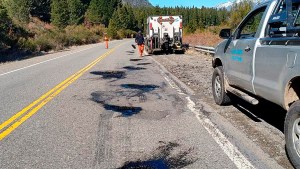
left=0, top=44, right=98, bottom=77
left=160, top=69, right=256, bottom=169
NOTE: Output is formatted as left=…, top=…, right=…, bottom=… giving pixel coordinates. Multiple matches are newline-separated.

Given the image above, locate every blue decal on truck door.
left=231, top=56, right=243, bottom=62
left=231, top=49, right=243, bottom=55
left=230, top=49, right=243, bottom=62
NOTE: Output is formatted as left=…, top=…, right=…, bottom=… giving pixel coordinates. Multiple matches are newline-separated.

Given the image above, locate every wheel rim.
left=293, top=118, right=300, bottom=158
left=214, top=75, right=222, bottom=98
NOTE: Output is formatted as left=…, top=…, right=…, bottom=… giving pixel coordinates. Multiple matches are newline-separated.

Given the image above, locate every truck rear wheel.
left=145, top=45, right=153, bottom=54
left=285, top=100, right=300, bottom=168
left=212, top=66, right=231, bottom=105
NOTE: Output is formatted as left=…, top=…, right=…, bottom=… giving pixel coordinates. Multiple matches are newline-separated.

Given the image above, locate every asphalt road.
left=0, top=40, right=284, bottom=169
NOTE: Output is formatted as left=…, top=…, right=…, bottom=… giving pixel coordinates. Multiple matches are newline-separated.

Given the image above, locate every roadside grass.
left=183, top=27, right=226, bottom=47
left=25, top=24, right=105, bottom=52
left=183, top=31, right=222, bottom=47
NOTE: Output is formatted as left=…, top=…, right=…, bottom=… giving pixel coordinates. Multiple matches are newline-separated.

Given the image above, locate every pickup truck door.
left=225, top=6, right=267, bottom=92
left=253, top=0, right=300, bottom=106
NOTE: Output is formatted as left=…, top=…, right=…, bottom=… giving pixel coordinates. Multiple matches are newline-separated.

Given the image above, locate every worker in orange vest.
left=135, top=31, right=144, bottom=57
left=104, top=34, right=109, bottom=49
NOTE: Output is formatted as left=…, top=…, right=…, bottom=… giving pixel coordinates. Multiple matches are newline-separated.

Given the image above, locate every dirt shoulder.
left=152, top=50, right=293, bottom=169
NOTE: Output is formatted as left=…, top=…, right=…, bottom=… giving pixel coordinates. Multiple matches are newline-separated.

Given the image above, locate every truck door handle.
left=245, top=46, right=251, bottom=52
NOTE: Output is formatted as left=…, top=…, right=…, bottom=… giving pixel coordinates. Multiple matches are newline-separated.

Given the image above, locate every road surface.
left=0, top=40, right=285, bottom=168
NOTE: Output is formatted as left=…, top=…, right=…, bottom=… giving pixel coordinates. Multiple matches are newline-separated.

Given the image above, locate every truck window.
left=268, top=0, right=300, bottom=37
left=236, top=7, right=266, bottom=39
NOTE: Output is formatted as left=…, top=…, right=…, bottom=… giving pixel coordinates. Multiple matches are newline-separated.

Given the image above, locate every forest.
left=0, top=0, right=253, bottom=61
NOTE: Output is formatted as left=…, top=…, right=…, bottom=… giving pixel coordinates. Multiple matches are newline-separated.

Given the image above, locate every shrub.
left=65, top=25, right=103, bottom=45
left=34, top=33, right=55, bottom=52
left=89, top=25, right=106, bottom=36
left=33, top=29, right=68, bottom=51
left=18, top=38, right=37, bottom=52
left=117, top=29, right=136, bottom=38
left=183, top=29, right=222, bottom=47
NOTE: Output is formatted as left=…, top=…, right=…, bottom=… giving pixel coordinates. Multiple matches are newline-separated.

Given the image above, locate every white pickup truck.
left=212, top=0, right=300, bottom=167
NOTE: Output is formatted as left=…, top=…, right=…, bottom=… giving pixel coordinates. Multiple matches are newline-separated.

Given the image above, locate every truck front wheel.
left=285, top=100, right=300, bottom=168
left=212, top=66, right=231, bottom=105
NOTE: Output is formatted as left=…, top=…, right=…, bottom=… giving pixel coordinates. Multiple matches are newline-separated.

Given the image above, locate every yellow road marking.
left=0, top=45, right=118, bottom=141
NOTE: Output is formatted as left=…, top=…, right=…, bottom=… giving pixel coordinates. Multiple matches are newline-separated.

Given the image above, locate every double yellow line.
left=0, top=46, right=117, bottom=141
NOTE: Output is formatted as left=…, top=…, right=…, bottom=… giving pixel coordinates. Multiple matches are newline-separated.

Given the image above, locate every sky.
left=148, top=0, right=229, bottom=8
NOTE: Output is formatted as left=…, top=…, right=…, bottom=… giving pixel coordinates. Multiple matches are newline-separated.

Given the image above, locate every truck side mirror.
left=219, top=29, right=231, bottom=39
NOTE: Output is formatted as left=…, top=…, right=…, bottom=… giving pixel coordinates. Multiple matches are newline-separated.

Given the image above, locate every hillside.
left=122, top=0, right=152, bottom=7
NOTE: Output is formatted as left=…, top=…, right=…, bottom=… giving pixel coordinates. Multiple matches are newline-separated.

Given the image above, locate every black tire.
left=285, top=100, right=300, bottom=168
left=212, top=66, right=231, bottom=105
left=145, top=45, right=152, bottom=54
left=148, top=49, right=153, bottom=54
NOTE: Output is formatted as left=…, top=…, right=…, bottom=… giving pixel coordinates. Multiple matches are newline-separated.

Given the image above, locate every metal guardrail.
left=194, top=45, right=215, bottom=54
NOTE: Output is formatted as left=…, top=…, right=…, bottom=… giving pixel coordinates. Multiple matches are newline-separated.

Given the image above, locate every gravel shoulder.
left=153, top=50, right=293, bottom=169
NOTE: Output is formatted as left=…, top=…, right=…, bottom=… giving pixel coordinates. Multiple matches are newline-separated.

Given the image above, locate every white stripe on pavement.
left=0, top=45, right=98, bottom=77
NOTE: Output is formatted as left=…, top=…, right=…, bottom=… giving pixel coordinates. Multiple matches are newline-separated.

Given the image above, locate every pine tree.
left=85, top=0, right=120, bottom=27
left=107, top=10, right=119, bottom=38
left=107, top=4, right=138, bottom=35
left=118, top=6, right=128, bottom=29
left=186, top=7, right=198, bottom=33
left=105, top=0, right=121, bottom=26
left=0, top=1, right=12, bottom=49
left=85, top=0, right=102, bottom=24
left=229, top=0, right=252, bottom=28
left=30, top=0, right=51, bottom=22
left=117, top=4, right=136, bottom=30
left=126, top=5, right=137, bottom=30
left=51, top=0, right=70, bottom=28
left=2, top=0, right=32, bottom=23
left=68, top=0, right=84, bottom=25
left=133, top=8, right=146, bottom=30
left=81, top=0, right=91, bottom=11
left=81, top=0, right=92, bottom=6
left=0, top=1, right=27, bottom=50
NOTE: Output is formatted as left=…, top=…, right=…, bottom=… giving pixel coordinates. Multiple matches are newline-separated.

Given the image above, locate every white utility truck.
left=144, top=15, right=184, bottom=54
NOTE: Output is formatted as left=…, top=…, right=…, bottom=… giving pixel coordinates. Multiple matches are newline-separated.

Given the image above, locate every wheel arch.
left=212, top=57, right=223, bottom=68
left=284, top=76, right=300, bottom=110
